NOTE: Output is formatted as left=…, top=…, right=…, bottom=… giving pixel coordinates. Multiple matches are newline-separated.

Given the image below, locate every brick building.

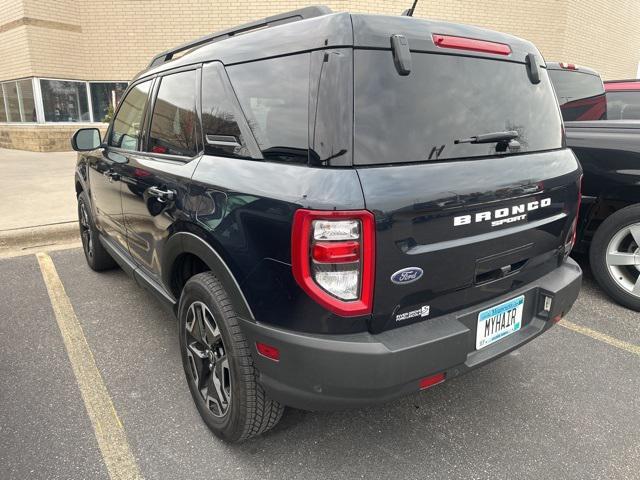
left=1, top=0, right=640, bottom=151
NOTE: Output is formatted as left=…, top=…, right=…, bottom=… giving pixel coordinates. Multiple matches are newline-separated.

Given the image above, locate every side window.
left=109, top=80, right=151, bottom=150
left=148, top=70, right=198, bottom=157
left=201, top=63, right=250, bottom=158
left=227, top=54, right=310, bottom=164
left=606, top=91, right=640, bottom=120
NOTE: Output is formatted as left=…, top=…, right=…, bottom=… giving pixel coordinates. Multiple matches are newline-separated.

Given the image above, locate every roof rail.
left=147, top=5, right=333, bottom=68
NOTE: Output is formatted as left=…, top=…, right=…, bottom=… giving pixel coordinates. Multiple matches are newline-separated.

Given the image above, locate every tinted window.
left=227, top=54, right=309, bottom=164
left=40, top=80, right=90, bottom=122
left=148, top=70, right=198, bottom=157
left=354, top=51, right=563, bottom=165
left=110, top=80, right=151, bottom=151
left=606, top=91, right=640, bottom=120
left=548, top=69, right=606, bottom=121
left=201, top=63, right=250, bottom=158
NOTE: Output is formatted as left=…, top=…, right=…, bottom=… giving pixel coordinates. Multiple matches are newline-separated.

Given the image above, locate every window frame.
left=106, top=77, right=154, bottom=153
left=0, top=78, right=38, bottom=124
left=38, top=77, right=91, bottom=123
left=139, top=65, right=203, bottom=163
left=0, top=77, right=129, bottom=125
left=88, top=81, right=129, bottom=123
left=200, top=61, right=263, bottom=160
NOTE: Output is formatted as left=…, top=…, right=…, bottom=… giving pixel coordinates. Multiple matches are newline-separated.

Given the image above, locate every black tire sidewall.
left=589, top=204, right=640, bottom=311
left=77, top=191, right=97, bottom=269
left=178, top=275, right=249, bottom=441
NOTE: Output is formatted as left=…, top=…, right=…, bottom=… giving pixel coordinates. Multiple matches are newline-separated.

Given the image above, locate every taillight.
left=291, top=209, right=375, bottom=316
left=432, top=34, right=511, bottom=56
left=564, top=175, right=583, bottom=257
left=559, top=62, right=577, bottom=70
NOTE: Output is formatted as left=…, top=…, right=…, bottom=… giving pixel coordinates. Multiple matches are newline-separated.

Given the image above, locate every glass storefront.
left=40, top=79, right=90, bottom=122
left=0, top=77, right=128, bottom=124
left=0, top=79, right=37, bottom=122
left=90, top=82, right=128, bottom=122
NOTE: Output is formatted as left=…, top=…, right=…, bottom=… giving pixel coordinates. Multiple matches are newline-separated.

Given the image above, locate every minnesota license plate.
left=476, top=295, right=524, bottom=350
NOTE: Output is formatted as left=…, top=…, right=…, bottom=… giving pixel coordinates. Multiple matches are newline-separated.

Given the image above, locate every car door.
left=87, top=80, right=153, bottom=251
left=119, top=67, right=202, bottom=284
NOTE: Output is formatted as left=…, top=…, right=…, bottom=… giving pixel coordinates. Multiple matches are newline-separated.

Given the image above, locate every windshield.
left=353, top=51, right=563, bottom=165
left=548, top=69, right=606, bottom=121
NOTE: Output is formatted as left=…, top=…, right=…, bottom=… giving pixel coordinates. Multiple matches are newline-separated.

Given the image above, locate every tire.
left=589, top=204, right=640, bottom=311
left=77, top=191, right=117, bottom=271
left=178, top=271, right=284, bottom=442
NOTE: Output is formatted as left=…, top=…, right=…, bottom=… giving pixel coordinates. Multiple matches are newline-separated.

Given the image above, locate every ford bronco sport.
left=72, top=6, right=582, bottom=442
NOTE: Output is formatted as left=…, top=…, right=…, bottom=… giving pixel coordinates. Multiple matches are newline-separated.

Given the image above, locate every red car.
left=605, top=79, right=640, bottom=119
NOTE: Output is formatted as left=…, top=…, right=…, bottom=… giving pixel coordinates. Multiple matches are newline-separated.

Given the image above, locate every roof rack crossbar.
left=148, top=5, right=332, bottom=68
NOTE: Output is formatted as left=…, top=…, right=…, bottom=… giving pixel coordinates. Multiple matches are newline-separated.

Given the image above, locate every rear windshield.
left=548, top=69, right=606, bottom=121
left=353, top=51, right=563, bottom=165
left=606, top=91, right=640, bottom=120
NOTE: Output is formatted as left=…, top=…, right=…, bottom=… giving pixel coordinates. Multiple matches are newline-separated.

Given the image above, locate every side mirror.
left=71, top=128, right=102, bottom=151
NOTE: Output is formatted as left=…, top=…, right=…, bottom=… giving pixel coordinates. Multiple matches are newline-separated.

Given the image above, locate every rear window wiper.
left=454, top=130, right=519, bottom=145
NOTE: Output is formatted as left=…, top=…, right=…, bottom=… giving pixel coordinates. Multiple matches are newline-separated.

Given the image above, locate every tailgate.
left=357, top=149, right=581, bottom=333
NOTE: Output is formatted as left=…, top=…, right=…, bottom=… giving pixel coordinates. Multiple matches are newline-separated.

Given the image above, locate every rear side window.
left=353, top=51, right=563, bottom=165
left=110, top=80, right=151, bottom=151
left=548, top=69, right=606, bottom=121
left=227, top=54, right=310, bottom=164
left=201, top=63, right=251, bottom=158
left=148, top=70, right=198, bottom=157
left=606, top=91, right=640, bottom=120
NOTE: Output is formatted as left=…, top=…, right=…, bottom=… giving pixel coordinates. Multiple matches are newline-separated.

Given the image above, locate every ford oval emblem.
left=390, top=267, right=423, bottom=285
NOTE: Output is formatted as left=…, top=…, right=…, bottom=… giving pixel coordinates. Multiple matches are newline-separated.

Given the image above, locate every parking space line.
left=559, top=319, right=640, bottom=357
left=36, top=252, right=143, bottom=480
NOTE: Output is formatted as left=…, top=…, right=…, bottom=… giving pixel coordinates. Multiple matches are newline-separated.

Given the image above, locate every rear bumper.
left=239, top=258, right=582, bottom=411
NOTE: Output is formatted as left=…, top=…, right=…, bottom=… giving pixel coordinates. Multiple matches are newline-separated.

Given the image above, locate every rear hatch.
left=351, top=16, right=582, bottom=333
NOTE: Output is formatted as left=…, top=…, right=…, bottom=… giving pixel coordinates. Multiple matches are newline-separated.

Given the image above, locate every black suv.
left=72, top=6, right=582, bottom=442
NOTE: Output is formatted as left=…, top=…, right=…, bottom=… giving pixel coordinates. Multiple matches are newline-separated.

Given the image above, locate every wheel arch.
left=163, top=231, right=255, bottom=322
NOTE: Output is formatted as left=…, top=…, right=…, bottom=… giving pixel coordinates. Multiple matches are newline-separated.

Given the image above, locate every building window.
left=40, top=79, right=90, bottom=122
left=90, top=82, right=127, bottom=122
left=0, top=79, right=36, bottom=122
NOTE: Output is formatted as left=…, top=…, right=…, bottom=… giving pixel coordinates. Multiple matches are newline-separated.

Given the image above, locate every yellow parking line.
left=559, top=319, right=640, bottom=357
left=36, top=252, right=143, bottom=480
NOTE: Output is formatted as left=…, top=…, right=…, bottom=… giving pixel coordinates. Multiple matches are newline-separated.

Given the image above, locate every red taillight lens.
left=559, top=62, right=577, bottom=70
left=291, top=209, right=375, bottom=317
left=419, top=372, right=446, bottom=390
left=256, top=342, right=280, bottom=361
left=432, top=34, right=511, bottom=56
left=312, top=241, right=360, bottom=263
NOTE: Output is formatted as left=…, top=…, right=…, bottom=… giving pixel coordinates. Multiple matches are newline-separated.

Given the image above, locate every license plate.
left=476, top=295, right=524, bottom=350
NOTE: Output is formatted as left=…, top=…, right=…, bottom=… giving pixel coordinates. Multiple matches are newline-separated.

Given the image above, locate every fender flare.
left=162, top=231, right=255, bottom=321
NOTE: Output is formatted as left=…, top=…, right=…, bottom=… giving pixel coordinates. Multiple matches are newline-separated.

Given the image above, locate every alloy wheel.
left=605, top=222, right=640, bottom=297
left=184, top=301, right=231, bottom=418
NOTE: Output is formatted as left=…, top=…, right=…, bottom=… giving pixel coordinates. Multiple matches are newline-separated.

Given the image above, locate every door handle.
left=148, top=186, right=176, bottom=202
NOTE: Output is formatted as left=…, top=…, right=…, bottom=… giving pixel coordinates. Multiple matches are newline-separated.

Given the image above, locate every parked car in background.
left=605, top=79, right=640, bottom=120
left=549, top=63, right=640, bottom=311
left=547, top=62, right=606, bottom=121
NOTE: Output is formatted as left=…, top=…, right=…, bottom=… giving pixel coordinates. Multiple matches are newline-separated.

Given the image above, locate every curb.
left=0, top=222, right=80, bottom=255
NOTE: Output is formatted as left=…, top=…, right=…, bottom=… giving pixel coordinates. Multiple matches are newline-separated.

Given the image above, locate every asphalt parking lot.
left=1, top=247, right=639, bottom=480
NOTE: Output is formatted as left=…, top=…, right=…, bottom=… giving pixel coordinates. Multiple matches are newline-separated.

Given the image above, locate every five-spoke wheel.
left=178, top=271, right=284, bottom=442
left=590, top=204, right=640, bottom=311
